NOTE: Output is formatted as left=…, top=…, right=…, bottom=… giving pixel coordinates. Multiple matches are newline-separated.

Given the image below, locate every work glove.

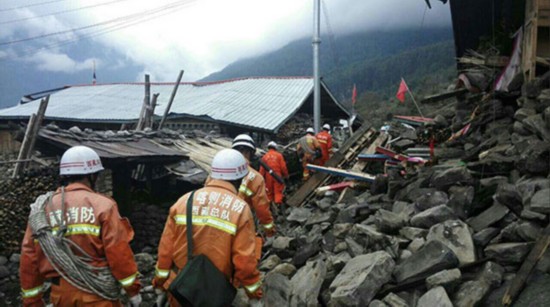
left=155, top=288, right=167, bottom=307
left=129, top=294, right=142, bottom=307
left=246, top=287, right=263, bottom=300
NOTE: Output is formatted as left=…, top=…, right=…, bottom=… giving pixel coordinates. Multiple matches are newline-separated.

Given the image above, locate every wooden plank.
left=502, top=223, right=550, bottom=306
left=315, top=181, right=355, bottom=194
left=0, top=159, right=33, bottom=165
left=523, top=0, right=538, bottom=81
left=24, top=96, right=49, bottom=169
left=335, top=133, right=388, bottom=200
left=286, top=125, right=374, bottom=207
left=357, top=154, right=391, bottom=161
left=376, top=146, right=409, bottom=162
left=158, top=70, right=184, bottom=130
left=136, top=74, right=150, bottom=131
left=12, top=114, right=37, bottom=178
left=352, top=133, right=388, bottom=171
left=306, top=164, right=375, bottom=182
left=421, top=88, right=468, bottom=104
left=147, top=93, right=160, bottom=129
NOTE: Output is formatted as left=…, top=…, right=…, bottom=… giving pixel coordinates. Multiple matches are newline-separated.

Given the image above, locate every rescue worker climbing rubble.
left=19, top=146, right=141, bottom=307
left=153, top=149, right=262, bottom=306
left=316, top=123, right=333, bottom=166
left=230, top=134, right=275, bottom=237
left=297, top=127, right=322, bottom=181
left=259, top=141, right=289, bottom=215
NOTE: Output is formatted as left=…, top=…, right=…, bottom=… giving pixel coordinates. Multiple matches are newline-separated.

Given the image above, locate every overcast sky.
left=0, top=0, right=451, bottom=81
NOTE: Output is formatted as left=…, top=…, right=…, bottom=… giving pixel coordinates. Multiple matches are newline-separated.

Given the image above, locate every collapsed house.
left=1, top=1, right=550, bottom=306
left=0, top=77, right=354, bottom=152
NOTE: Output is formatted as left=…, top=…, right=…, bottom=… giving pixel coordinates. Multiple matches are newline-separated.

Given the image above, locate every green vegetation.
left=201, top=28, right=457, bottom=127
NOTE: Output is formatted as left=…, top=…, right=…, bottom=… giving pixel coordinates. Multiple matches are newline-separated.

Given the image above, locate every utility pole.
left=312, top=0, right=321, bottom=133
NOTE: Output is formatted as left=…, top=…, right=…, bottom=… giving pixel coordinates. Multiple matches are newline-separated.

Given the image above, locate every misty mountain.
left=201, top=27, right=456, bottom=109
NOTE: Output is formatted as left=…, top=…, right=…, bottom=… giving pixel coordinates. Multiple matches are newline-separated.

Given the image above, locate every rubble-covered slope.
left=253, top=81, right=550, bottom=306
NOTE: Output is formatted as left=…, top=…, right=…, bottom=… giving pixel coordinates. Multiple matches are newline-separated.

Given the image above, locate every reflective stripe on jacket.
left=238, top=166, right=274, bottom=231
left=19, top=183, right=140, bottom=306
left=153, top=179, right=261, bottom=292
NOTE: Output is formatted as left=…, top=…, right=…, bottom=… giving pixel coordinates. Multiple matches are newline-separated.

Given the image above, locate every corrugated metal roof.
left=0, top=77, right=346, bottom=132
left=38, top=127, right=187, bottom=161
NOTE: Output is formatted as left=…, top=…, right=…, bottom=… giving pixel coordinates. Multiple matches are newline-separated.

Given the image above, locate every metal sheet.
left=0, top=77, right=347, bottom=132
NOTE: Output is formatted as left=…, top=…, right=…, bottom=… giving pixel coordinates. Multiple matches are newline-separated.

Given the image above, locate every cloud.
left=89, top=0, right=451, bottom=81
left=1, top=0, right=452, bottom=81
left=25, top=50, right=98, bottom=73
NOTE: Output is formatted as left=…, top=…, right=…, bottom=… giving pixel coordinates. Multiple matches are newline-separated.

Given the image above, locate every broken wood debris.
left=306, top=164, right=375, bottom=182
left=502, top=223, right=550, bottom=306
left=286, top=125, right=376, bottom=207
left=421, top=88, right=468, bottom=104
left=13, top=96, right=49, bottom=178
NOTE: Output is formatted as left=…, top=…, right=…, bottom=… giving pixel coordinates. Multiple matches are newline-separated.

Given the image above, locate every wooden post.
left=148, top=93, right=160, bottom=129
left=406, top=89, right=425, bottom=118
left=12, top=114, right=37, bottom=178
left=502, top=223, right=550, bottom=306
left=136, top=74, right=151, bottom=131
left=24, top=96, right=49, bottom=169
left=158, top=70, right=184, bottom=130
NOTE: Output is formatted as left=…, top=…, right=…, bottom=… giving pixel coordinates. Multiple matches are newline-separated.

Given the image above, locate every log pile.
left=0, top=166, right=58, bottom=305
left=0, top=166, right=59, bottom=255
left=128, top=203, right=169, bottom=254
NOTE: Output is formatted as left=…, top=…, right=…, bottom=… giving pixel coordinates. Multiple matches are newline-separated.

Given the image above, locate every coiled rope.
left=28, top=189, right=121, bottom=300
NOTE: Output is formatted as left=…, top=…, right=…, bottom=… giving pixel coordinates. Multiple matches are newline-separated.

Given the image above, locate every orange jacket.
left=153, top=179, right=261, bottom=295
left=19, top=183, right=140, bottom=306
left=297, top=134, right=321, bottom=161
left=316, top=130, right=333, bottom=162
left=237, top=166, right=274, bottom=232
left=259, top=149, right=289, bottom=180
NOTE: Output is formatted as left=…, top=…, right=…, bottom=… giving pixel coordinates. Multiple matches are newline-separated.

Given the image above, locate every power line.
left=0, top=0, right=69, bottom=13
left=16, top=0, right=197, bottom=55
left=0, top=0, right=193, bottom=46
left=0, top=0, right=133, bottom=25
left=321, top=0, right=339, bottom=68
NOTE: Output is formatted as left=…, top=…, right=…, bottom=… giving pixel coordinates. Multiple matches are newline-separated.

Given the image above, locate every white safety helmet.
left=306, top=127, right=315, bottom=134
left=211, top=149, right=249, bottom=180
left=60, top=146, right=104, bottom=176
left=232, top=134, right=256, bottom=151
left=323, top=124, right=331, bottom=131
left=267, top=141, right=278, bottom=149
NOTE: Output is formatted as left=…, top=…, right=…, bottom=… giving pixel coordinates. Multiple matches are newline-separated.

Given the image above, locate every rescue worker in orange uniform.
left=153, top=149, right=262, bottom=306
left=19, top=146, right=141, bottom=307
left=297, top=127, right=322, bottom=181
left=316, top=123, right=333, bottom=166
left=259, top=141, right=289, bottom=210
left=231, top=134, right=275, bottom=237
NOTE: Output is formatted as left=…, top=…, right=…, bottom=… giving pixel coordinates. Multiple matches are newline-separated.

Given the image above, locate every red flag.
left=352, top=84, right=357, bottom=105
left=396, top=78, right=408, bottom=103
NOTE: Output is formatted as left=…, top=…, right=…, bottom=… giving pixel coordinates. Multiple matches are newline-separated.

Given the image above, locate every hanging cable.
left=320, top=0, right=339, bottom=68
left=28, top=192, right=122, bottom=301
left=0, top=0, right=193, bottom=46
left=0, top=0, right=133, bottom=25
left=17, top=0, right=196, bottom=56
left=0, top=0, right=69, bottom=13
